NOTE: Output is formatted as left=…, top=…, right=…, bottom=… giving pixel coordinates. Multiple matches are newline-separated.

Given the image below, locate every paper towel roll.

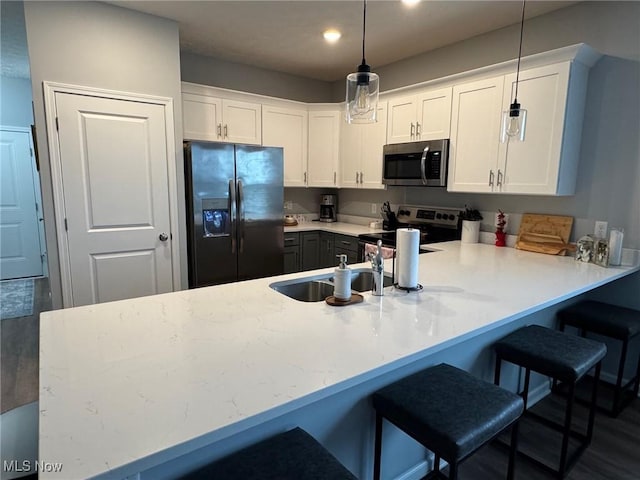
left=608, top=228, right=624, bottom=266
left=396, top=228, right=420, bottom=288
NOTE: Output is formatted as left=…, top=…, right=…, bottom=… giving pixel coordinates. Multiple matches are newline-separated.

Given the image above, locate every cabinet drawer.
left=333, top=234, right=358, bottom=252
left=284, top=232, right=300, bottom=246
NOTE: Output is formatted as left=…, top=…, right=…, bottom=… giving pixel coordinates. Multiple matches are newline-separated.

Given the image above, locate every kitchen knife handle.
left=238, top=179, right=245, bottom=253
left=489, top=169, right=494, bottom=186
left=229, top=179, right=236, bottom=254
left=497, top=169, right=503, bottom=187
left=420, top=145, right=429, bottom=185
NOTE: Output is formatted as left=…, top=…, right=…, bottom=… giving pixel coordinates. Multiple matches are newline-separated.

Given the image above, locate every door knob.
left=159, top=233, right=169, bottom=242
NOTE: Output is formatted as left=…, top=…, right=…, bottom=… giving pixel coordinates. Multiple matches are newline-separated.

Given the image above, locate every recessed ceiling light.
left=323, top=29, right=342, bottom=43
left=402, top=0, right=421, bottom=6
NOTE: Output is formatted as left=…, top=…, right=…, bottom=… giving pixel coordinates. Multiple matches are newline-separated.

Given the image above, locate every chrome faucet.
left=368, top=240, right=385, bottom=296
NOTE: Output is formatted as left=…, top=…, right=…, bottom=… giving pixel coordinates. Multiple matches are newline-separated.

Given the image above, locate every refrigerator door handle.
left=229, top=179, right=237, bottom=254
left=238, top=179, right=245, bottom=253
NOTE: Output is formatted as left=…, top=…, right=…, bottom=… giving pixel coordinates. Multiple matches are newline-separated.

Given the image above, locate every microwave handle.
left=420, top=145, right=430, bottom=185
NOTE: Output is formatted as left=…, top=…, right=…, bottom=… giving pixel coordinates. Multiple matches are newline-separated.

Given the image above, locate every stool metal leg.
left=494, top=355, right=502, bottom=386
left=507, top=421, right=519, bottom=480
left=634, top=351, right=640, bottom=398
left=522, top=368, right=531, bottom=410
left=587, top=362, right=602, bottom=442
left=434, top=454, right=440, bottom=474
left=558, top=382, right=575, bottom=479
left=613, top=339, right=629, bottom=416
left=448, top=460, right=458, bottom=480
left=374, top=413, right=383, bottom=480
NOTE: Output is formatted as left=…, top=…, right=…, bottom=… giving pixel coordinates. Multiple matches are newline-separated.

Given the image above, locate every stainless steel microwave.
left=382, top=139, right=449, bottom=186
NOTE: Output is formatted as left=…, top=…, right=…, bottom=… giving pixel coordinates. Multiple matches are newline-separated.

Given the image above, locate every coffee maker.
left=319, top=194, right=337, bottom=223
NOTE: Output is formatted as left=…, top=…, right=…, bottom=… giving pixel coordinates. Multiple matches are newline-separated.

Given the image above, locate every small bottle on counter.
left=333, top=254, right=352, bottom=301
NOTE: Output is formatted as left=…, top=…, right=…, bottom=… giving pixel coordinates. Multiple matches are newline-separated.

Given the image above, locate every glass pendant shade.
left=346, top=66, right=379, bottom=124
left=501, top=101, right=527, bottom=142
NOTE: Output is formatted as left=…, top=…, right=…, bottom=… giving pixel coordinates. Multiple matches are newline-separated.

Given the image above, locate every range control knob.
left=436, top=213, right=442, bottom=219
left=449, top=214, right=456, bottom=221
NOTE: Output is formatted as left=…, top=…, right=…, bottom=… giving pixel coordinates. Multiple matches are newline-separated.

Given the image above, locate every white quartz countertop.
left=284, top=221, right=383, bottom=236
left=39, top=242, right=640, bottom=479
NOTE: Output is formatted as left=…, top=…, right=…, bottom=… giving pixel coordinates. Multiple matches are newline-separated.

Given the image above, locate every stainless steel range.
left=358, top=205, right=462, bottom=256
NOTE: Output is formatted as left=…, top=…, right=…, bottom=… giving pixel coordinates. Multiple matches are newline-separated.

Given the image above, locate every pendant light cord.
left=514, top=0, right=526, bottom=101
left=361, top=0, right=367, bottom=65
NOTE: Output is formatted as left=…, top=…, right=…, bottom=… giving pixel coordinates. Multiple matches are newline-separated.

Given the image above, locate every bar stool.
left=557, top=300, right=640, bottom=417
left=494, top=325, right=606, bottom=479
left=372, top=363, right=523, bottom=480
left=179, top=427, right=357, bottom=479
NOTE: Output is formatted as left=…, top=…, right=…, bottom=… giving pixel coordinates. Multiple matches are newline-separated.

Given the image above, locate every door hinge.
left=30, top=147, right=34, bottom=157
left=64, top=218, right=68, bottom=231
left=35, top=202, right=39, bottom=213
left=55, top=117, right=59, bottom=131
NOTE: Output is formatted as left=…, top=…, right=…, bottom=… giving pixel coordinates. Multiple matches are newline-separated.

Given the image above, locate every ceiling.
left=108, top=0, right=578, bottom=82
left=1, top=1, right=579, bottom=82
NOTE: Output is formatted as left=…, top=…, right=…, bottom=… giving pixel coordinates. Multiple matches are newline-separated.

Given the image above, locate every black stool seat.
left=558, top=300, right=640, bottom=340
left=557, top=300, right=640, bottom=417
left=494, top=325, right=606, bottom=478
left=180, top=427, right=357, bottom=480
left=373, top=363, right=523, bottom=479
left=495, top=325, right=607, bottom=382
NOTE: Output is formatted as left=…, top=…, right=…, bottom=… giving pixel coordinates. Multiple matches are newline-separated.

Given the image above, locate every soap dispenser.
left=333, top=254, right=352, bottom=301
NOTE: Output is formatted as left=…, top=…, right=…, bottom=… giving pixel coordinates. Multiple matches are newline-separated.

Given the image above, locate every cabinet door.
left=300, top=231, right=321, bottom=271
left=308, top=110, right=340, bottom=187
left=319, top=232, right=335, bottom=268
left=339, top=118, right=361, bottom=188
left=499, top=63, right=571, bottom=194
left=448, top=76, right=504, bottom=193
left=417, top=87, right=452, bottom=140
left=182, top=93, right=222, bottom=141
left=221, top=99, right=262, bottom=145
left=283, top=246, right=300, bottom=273
left=263, top=105, right=308, bottom=187
left=361, top=102, right=388, bottom=189
left=387, top=95, right=417, bottom=144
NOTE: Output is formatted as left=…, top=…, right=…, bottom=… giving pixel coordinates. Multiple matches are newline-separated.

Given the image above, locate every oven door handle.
left=420, top=145, right=430, bottom=185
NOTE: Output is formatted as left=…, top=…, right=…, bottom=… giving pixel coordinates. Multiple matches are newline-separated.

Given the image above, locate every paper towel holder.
left=391, top=250, right=423, bottom=292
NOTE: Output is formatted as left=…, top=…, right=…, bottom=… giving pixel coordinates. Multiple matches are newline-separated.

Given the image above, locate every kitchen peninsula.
left=39, top=242, right=639, bottom=479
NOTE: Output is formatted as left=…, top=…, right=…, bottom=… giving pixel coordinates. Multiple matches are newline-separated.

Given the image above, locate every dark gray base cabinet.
left=283, top=232, right=300, bottom=274
left=300, top=232, right=321, bottom=271
left=333, top=234, right=360, bottom=266
left=283, top=231, right=359, bottom=273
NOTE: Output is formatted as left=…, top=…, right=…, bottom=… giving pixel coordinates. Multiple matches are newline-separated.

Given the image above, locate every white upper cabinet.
left=308, top=109, right=340, bottom=188
left=449, top=77, right=505, bottom=193
left=182, top=89, right=261, bottom=145
left=262, top=105, right=308, bottom=187
left=448, top=60, right=590, bottom=195
left=340, top=102, right=387, bottom=189
left=387, top=87, right=452, bottom=144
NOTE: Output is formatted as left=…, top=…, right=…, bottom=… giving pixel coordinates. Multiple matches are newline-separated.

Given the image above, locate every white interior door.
left=0, top=128, right=43, bottom=280
left=54, top=92, right=173, bottom=306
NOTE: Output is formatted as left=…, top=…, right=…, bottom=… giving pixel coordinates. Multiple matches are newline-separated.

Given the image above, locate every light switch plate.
left=594, top=221, right=608, bottom=238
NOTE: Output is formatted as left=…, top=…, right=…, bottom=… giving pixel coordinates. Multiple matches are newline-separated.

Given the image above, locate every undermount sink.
left=270, top=269, right=394, bottom=302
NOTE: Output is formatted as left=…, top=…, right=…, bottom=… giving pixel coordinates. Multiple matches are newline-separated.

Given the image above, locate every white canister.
left=461, top=220, right=481, bottom=244
left=608, top=228, right=624, bottom=266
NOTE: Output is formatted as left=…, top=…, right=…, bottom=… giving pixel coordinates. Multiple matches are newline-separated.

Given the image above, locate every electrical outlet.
left=371, top=203, right=378, bottom=214
left=284, top=201, right=293, bottom=210
left=594, top=221, right=608, bottom=238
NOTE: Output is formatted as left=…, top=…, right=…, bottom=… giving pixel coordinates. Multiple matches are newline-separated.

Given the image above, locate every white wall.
left=0, top=77, right=33, bottom=128
left=24, top=1, right=186, bottom=309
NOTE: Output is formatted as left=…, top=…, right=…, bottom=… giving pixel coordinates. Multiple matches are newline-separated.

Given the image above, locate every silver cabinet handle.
left=410, top=122, right=415, bottom=138
left=497, top=169, right=503, bottom=187
left=360, top=171, right=364, bottom=184
left=159, top=233, right=169, bottom=242
left=304, top=172, right=307, bottom=184
left=334, top=171, right=337, bottom=185
left=416, top=122, right=421, bottom=138
left=217, top=124, right=222, bottom=138
left=489, top=169, right=494, bottom=186
left=223, top=124, right=228, bottom=138
left=355, top=171, right=359, bottom=183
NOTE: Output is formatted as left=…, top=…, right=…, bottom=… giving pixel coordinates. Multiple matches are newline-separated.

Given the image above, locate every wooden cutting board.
left=516, top=213, right=574, bottom=255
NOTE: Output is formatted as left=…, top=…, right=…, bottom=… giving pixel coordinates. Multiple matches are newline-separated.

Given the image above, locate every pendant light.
left=346, top=0, right=379, bottom=124
left=501, top=0, right=527, bottom=142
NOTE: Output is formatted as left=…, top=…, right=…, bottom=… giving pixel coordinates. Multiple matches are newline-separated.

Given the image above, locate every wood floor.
left=458, top=392, right=640, bottom=479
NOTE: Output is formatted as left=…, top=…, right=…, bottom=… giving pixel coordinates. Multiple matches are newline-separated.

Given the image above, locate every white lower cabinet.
left=340, top=102, right=387, bottom=189
left=307, top=109, right=340, bottom=188
left=262, top=105, right=308, bottom=187
left=448, top=61, right=589, bottom=195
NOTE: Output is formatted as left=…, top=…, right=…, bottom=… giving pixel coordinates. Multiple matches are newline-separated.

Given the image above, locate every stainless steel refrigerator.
left=184, top=141, right=284, bottom=287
